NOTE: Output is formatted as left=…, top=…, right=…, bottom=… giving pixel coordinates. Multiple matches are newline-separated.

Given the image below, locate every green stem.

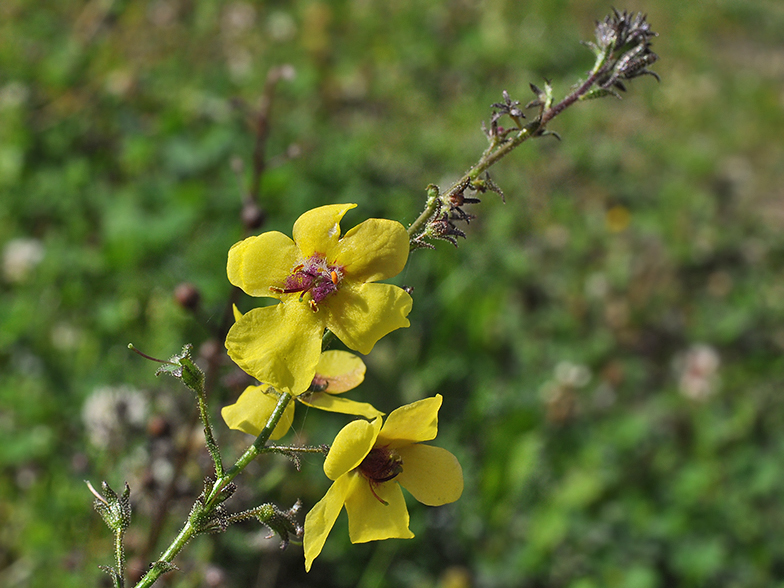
left=407, top=123, right=537, bottom=245
left=263, top=444, right=329, bottom=455
left=195, top=384, right=224, bottom=479
left=406, top=184, right=445, bottom=241
left=149, top=519, right=196, bottom=578
left=114, top=528, right=125, bottom=588
left=540, top=45, right=612, bottom=127
left=407, top=47, right=614, bottom=248
left=132, top=391, right=294, bottom=588
left=206, top=390, right=293, bottom=506
left=322, top=329, right=336, bottom=349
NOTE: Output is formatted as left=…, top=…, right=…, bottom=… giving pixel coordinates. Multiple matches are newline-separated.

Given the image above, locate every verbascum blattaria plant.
left=88, top=10, right=659, bottom=587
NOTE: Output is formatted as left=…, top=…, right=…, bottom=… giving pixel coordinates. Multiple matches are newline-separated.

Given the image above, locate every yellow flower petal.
left=292, top=204, right=357, bottom=259
left=314, top=350, right=366, bottom=393
left=377, top=395, right=442, bottom=448
left=232, top=304, right=243, bottom=322
left=324, top=282, right=413, bottom=355
left=344, top=478, right=414, bottom=543
left=221, top=386, right=295, bottom=440
left=225, top=301, right=324, bottom=394
left=304, top=473, right=357, bottom=572
left=396, top=444, right=464, bottom=506
left=324, top=418, right=381, bottom=481
left=333, top=218, right=410, bottom=283
left=299, top=393, right=383, bottom=419
left=227, top=231, right=300, bottom=298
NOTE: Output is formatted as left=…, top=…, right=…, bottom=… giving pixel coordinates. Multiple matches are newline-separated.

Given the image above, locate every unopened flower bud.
left=174, top=282, right=201, bottom=311
left=147, top=414, right=171, bottom=438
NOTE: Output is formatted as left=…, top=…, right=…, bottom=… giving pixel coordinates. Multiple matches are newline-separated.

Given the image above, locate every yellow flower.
left=226, top=204, right=413, bottom=394
left=297, top=350, right=381, bottom=418
left=221, top=351, right=382, bottom=439
left=303, top=394, right=463, bottom=572
left=220, top=384, right=296, bottom=441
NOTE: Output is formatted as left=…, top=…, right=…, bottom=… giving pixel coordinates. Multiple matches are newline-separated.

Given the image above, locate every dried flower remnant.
left=408, top=10, right=658, bottom=251
left=174, top=282, right=201, bottom=312
left=411, top=178, right=503, bottom=250
left=591, top=9, right=660, bottom=92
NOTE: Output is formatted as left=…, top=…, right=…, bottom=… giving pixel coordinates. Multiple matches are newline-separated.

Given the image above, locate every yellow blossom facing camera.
left=221, top=350, right=382, bottom=439
left=226, top=204, right=413, bottom=394
left=303, top=394, right=463, bottom=572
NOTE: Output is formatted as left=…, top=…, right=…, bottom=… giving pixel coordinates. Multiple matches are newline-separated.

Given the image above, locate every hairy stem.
left=207, top=391, right=293, bottom=506
left=540, top=46, right=611, bottom=127
left=407, top=45, right=614, bottom=248
left=406, top=122, right=537, bottom=246
left=196, top=383, right=224, bottom=479
left=133, top=391, right=294, bottom=588
left=114, top=527, right=125, bottom=588
left=263, top=444, right=329, bottom=455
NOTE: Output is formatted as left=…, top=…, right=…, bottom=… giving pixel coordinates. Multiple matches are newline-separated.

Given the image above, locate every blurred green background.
left=2, top=0, right=784, bottom=586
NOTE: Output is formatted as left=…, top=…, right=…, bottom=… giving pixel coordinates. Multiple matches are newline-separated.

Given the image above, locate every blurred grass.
left=2, top=0, right=784, bottom=587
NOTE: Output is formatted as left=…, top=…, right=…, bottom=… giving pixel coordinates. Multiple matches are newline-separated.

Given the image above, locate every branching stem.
left=406, top=123, right=536, bottom=245
left=132, top=391, right=294, bottom=588
left=407, top=40, right=619, bottom=248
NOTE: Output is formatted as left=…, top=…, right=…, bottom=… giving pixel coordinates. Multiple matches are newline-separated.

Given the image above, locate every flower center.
left=357, top=447, right=403, bottom=504
left=270, top=254, right=343, bottom=311
left=307, top=375, right=329, bottom=393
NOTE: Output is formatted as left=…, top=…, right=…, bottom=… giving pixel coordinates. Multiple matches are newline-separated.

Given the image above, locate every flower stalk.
left=89, top=481, right=131, bottom=588
left=408, top=9, right=658, bottom=250
left=132, top=391, right=294, bottom=588
left=207, top=391, right=293, bottom=506
left=195, top=378, right=224, bottom=479
left=149, top=345, right=225, bottom=478
left=91, top=9, right=661, bottom=585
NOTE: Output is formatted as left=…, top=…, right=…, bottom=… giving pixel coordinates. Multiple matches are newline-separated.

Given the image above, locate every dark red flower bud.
left=174, top=282, right=201, bottom=311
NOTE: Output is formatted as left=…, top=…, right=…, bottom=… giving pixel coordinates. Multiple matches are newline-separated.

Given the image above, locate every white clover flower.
left=674, top=344, right=720, bottom=401
left=554, top=361, right=591, bottom=388
left=82, top=386, right=148, bottom=448
left=2, top=238, right=44, bottom=283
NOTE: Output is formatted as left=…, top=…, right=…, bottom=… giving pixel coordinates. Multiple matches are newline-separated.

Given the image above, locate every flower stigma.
left=270, top=254, right=344, bottom=311
left=357, top=447, right=404, bottom=505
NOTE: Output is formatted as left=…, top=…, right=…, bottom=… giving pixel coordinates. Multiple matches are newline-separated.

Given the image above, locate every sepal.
left=89, top=480, right=131, bottom=533
left=526, top=80, right=554, bottom=111
left=98, top=565, right=123, bottom=588
left=255, top=500, right=303, bottom=550
left=224, top=500, right=303, bottom=549
left=580, top=87, right=623, bottom=101
left=191, top=479, right=237, bottom=533
left=155, top=344, right=205, bottom=395
left=149, top=561, right=179, bottom=576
